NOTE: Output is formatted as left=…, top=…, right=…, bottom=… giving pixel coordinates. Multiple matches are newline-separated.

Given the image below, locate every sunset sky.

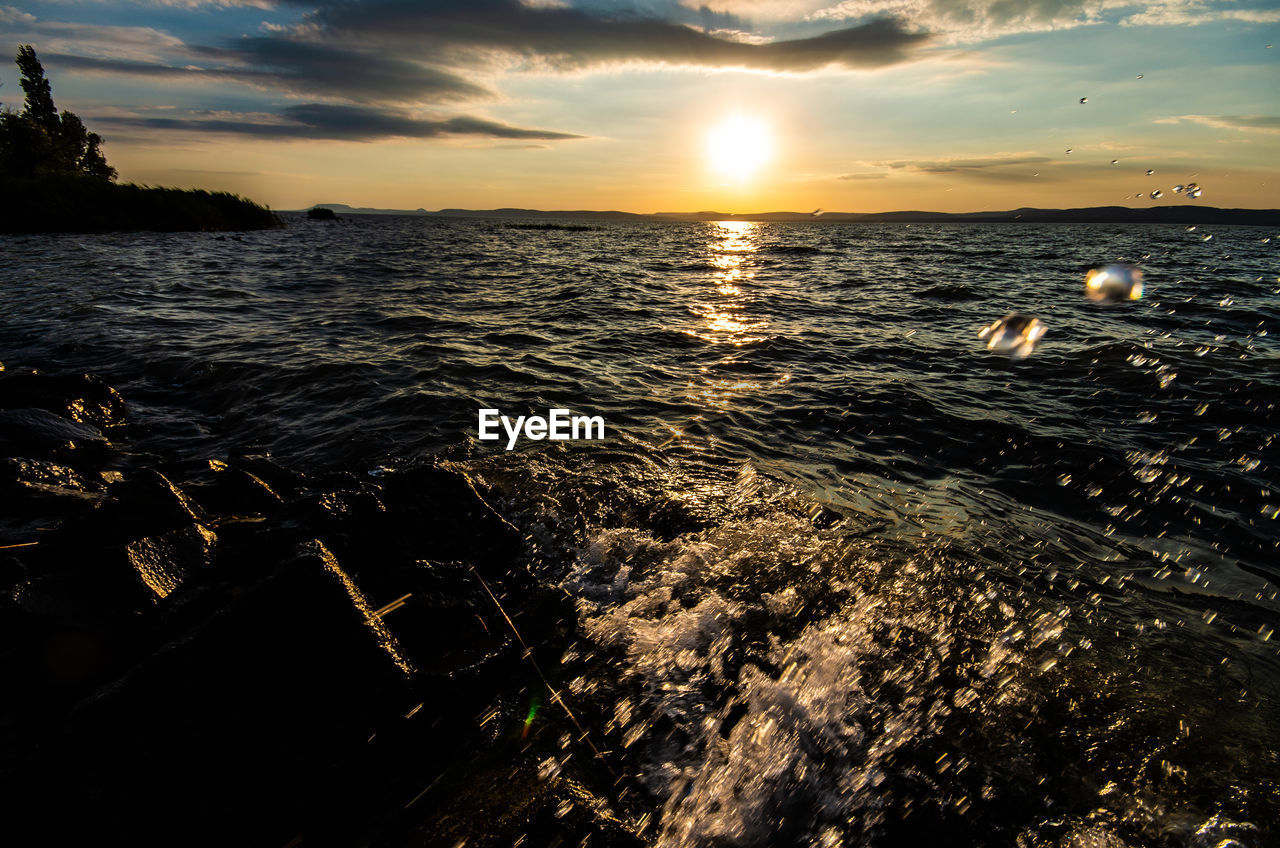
left=3, top=0, right=1277, bottom=212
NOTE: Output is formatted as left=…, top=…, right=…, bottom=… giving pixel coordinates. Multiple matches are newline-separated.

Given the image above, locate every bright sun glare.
left=706, top=115, right=772, bottom=181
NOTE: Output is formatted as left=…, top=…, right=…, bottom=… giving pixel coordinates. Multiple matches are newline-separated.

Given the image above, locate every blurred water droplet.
left=1079, top=97, right=1088, bottom=103
left=979, top=313, right=1046, bottom=358
left=1136, top=193, right=1144, bottom=198
left=1111, top=159, right=1119, bottom=165
left=811, top=208, right=824, bottom=217
left=1186, top=225, right=1196, bottom=231
left=1151, top=189, right=1163, bottom=198
left=1146, top=169, right=1155, bottom=176
left=1065, top=148, right=1073, bottom=154
left=1173, top=184, right=1185, bottom=193
left=1086, top=264, right=1144, bottom=302
left=1057, top=473, right=1072, bottom=486
left=1203, top=234, right=1213, bottom=241
left=1136, top=74, right=1144, bottom=78
left=537, top=757, right=562, bottom=780
left=1188, top=188, right=1202, bottom=198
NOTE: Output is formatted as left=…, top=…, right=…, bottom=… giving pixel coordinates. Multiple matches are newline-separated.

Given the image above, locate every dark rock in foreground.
left=0, top=365, right=641, bottom=847
left=14, top=541, right=413, bottom=846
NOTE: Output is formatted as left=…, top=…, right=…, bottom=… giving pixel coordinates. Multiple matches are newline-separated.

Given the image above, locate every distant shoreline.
left=295, top=204, right=1280, bottom=226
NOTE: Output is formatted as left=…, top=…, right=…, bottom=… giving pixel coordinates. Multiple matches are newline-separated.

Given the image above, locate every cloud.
left=849, top=153, right=1053, bottom=180
left=1, top=16, right=191, bottom=63
left=1157, top=114, right=1280, bottom=133
left=39, top=41, right=491, bottom=103
left=0, top=6, right=36, bottom=26
left=1119, top=1, right=1280, bottom=27
left=291, top=0, right=930, bottom=71
left=94, top=102, right=586, bottom=140
left=807, top=0, right=1105, bottom=40
left=806, top=0, right=1280, bottom=41
left=19, top=1, right=931, bottom=120
left=883, top=154, right=1053, bottom=172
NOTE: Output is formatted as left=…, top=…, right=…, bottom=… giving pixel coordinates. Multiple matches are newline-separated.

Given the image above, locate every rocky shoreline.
left=0, top=362, right=642, bottom=846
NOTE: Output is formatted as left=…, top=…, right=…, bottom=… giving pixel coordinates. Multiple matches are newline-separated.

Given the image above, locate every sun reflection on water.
left=677, top=221, right=791, bottom=415
left=688, top=221, right=770, bottom=347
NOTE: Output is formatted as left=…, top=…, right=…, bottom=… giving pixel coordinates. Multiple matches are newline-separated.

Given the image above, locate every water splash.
left=1085, top=264, right=1144, bottom=303
left=979, top=313, right=1046, bottom=358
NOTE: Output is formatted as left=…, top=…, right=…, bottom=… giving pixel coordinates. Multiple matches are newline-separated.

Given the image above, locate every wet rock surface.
left=0, top=367, right=640, bottom=847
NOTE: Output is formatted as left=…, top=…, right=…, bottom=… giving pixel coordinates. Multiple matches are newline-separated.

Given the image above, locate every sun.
left=705, top=115, right=773, bottom=181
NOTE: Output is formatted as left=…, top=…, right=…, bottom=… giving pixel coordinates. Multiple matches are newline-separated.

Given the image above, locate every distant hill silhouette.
left=293, top=204, right=1280, bottom=226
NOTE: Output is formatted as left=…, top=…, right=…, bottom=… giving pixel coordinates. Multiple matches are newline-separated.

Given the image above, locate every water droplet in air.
left=1146, top=169, right=1155, bottom=176
left=1136, top=74, right=1144, bottom=78
left=1085, top=264, right=1144, bottom=302
left=979, top=313, right=1047, bottom=358
left=812, top=208, right=824, bottom=217
left=1065, top=148, right=1073, bottom=154
left=1188, top=188, right=1202, bottom=199
left=1136, top=193, right=1144, bottom=198
left=1151, top=189, right=1163, bottom=199
left=1186, top=225, right=1197, bottom=231
left=1173, top=185, right=1185, bottom=193
left=1203, top=234, right=1213, bottom=241
left=1079, top=97, right=1088, bottom=104
left=1111, top=159, right=1119, bottom=165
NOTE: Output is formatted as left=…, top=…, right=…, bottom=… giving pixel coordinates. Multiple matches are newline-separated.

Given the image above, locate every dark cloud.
left=863, top=155, right=1052, bottom=180
left=43, top=45, right=489, bottom=103
left=39, top=1, right=930, bottom=122
left=295, top=0, right=929, bottom=71
left=883, top=155, right=1053, bottom=173
left=94, top=102, right=585, bottom=141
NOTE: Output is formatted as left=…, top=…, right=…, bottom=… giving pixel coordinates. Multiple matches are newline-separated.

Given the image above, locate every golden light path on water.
left=678, top=221, right=792, bottom=416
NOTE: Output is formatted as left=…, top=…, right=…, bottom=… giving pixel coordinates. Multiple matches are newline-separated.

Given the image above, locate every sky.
left=2, top=0, right=1278, bottom=212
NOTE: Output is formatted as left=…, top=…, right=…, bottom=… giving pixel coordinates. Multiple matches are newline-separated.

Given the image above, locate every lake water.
left=2, top=216, right=1277, bottom=846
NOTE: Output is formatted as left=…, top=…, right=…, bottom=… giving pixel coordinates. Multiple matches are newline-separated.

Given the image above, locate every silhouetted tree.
left=16, top=45, right=58, bottom=133
left=0, top=45, right=117, bottom=181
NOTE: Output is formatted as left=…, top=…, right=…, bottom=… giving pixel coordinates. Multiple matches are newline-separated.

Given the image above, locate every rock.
left=9, top=540, right=413, bottom=846
left=66, top=469, right=207, bottom=542
left=187, top=461, right=285, bottom=518
left=3, top=457, right=107, bottom=496
left=231, top=453, right=307, bottom=498
left=0, top=407, right=108, bottom=453
left=0, top=371, right=125, bottom=428
left=377, top=464, right=522, bottom=569
left=125, top=523, right=217, bottom=599
left=1, top=457, right=107, bottom=540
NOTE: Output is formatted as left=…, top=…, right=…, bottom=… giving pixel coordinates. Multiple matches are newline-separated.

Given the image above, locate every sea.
left=2, top=215, right=1277, bottom=847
